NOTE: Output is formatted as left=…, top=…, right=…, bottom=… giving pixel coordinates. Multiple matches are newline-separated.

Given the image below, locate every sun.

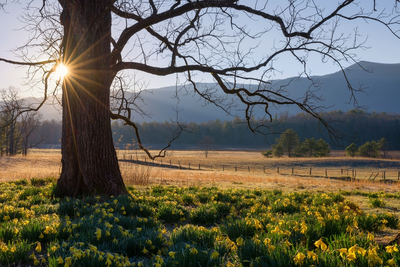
left=55, top=63, right=69, bottom=79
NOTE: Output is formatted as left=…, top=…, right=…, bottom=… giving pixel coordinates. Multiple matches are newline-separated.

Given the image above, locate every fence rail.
left=118, top=154, right=400, bottom=182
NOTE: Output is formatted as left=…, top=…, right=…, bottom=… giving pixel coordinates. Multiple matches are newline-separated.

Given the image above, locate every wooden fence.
left=119, top=154, right=400, bottom=182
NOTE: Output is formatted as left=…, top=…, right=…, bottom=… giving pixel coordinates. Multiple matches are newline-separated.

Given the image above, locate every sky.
left=0, top=1, right=400, bottom=98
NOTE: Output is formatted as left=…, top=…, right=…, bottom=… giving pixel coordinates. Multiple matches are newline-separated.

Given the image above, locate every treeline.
left=110, top=109, right=400, bottom=150
left=7, top=109, right=400, bottom=151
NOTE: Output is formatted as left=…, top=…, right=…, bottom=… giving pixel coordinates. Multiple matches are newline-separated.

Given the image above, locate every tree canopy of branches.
left=0, top=0, right=399, bottom=197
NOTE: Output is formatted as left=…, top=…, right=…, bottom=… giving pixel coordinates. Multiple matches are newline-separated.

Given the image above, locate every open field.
left=2, top=149, right=400, bottom=193
left=1, top=150, right=400, bottom=266
left=2, top=149, right=400, bottom=218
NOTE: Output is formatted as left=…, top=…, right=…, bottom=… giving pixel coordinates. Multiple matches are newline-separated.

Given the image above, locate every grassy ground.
left=1, top=149, right=400, bottom=266
left=0, top=178, right=400, bottom=266
left=2, top=149, right=400, bottom=191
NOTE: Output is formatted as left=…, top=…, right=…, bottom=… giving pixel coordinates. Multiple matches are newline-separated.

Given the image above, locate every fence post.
left=199, top=164, right=200, bottom=170
left=130, top=155, right=132, bottom=160
left=263, top=166, right=265, bottom=173
left=248, top=166, right=250, bottom=172
left=292, top=167, right=294, bottom=175
left=161, top=159, right=162, bottom=165
left=277, top=167, right=279, bottom=173
left=383, top=171, right=386, bottom=180
left=325, top=169, right=327, bottom=177
left=170, top=160, right=171, bottom=167
left=123, top=154, right=125, bottom=160
left=211, top=165, right=212, bottom=170
left=341, top=169, right=343, bottom=175
left=223, top=165, right=225, bottom=171
left=398, top=171, right=399, bottom=180
left=189, top=162, right=190, bottom=169
left=235, top=166, right=237, bottom=172
left=310, top=168, right=312, bottom=176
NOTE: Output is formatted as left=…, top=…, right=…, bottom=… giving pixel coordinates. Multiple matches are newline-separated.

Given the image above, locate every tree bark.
left=56, top=0, right=128, bottom=197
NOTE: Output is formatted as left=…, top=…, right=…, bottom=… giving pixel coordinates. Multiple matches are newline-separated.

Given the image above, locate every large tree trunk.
left=57, top=0, right=128, bottom=197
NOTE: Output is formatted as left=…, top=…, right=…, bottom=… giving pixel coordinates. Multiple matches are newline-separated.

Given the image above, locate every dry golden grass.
left=1, top=149, right=400, bottom=195
left=0, top=149, right=61, bottom=183
left=117, top=149, right=400, bottom=185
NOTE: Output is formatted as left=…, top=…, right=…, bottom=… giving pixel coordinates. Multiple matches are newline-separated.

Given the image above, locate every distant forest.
left=33, top=109, right=400, bottom=151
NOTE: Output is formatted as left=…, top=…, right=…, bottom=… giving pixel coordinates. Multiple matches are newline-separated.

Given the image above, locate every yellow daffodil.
left=367, top=232, right=374, bottom=241
left=387, top=258, right=397, bottom=267
left=89, top=244, right=98, bottom=253
left=386, top=245, right=399, bottom=254
left=210, top=250, right=219, bottom=259
left=300, top=221, right=307, bottom=234
left=349, top=244, right=366, bottom=256
left=190, top=247, right=198, bottom=254
left=95, top=228, right=102, bottom=240
left=169, top=251, right=176, bottom=258
left=367, top=247, right=383, bottom=265
left=57, top=256, right=63, bottom=264
left=347, top=252, right=357, bottom=262
left=314, top=238, right=327, bottom=251
left=293, top=252, right=306, bottom=266
left=236, top=236, right=244, bottom=246
left=35, top=242, right=41, bottom=252
left=307, top=251, right=318, bottom=261
left=284, top=239, right=292, bottom=248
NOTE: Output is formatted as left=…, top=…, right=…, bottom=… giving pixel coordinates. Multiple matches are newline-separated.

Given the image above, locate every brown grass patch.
left=1, top=149, right=400, bottom=195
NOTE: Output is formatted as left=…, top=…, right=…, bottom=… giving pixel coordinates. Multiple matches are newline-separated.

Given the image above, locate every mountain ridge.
left=20, top=61, right=400, bottom=122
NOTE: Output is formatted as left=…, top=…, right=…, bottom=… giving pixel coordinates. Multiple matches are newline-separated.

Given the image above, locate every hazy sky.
left=1, top=1, right=399, bottom=98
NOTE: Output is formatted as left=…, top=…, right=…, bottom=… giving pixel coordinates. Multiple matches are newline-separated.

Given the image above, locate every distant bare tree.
left=0, top=87, right=43, bottom=156
left=0, top=87, right=23, bottom=156
left=199, top=136, right=215, bottom=158
left=20, top=111, right=43, bottom=156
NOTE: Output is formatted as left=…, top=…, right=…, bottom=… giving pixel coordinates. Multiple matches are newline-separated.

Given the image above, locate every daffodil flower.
left=35, top=242, right=41, bottom=252
left=314, top=238, right=327, bottom=251
left=293, top=252, right=306, bottom=266
left=236, top=236, right=244, bottom=246
left=210, top=250, right=219, bottom=259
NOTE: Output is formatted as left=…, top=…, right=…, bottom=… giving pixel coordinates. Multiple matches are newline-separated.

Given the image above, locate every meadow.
left=0, top=149, right=400, bottom=266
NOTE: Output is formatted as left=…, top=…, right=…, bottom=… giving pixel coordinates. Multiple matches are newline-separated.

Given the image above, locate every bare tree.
left=0, top=1, right=399, bottom=197
left=199, top=136, right=215, bottom=158
left=0, top=87, right=23, bottom=156
left=19, top=110, right=43, bottom=156
left=0, top=87, right=43, bottom=156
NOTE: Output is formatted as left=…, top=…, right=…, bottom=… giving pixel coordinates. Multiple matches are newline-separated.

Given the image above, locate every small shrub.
left=369, top=197, right=386, bottom=208
left=345, top=143, right=358, bottom=157
left=171, top=225, right=218, bottom=248
left=190, top=204, right=219, bottom=224
left=157, top=204, right=187, bottom=223
left=261, top=150, right=273, bottom=157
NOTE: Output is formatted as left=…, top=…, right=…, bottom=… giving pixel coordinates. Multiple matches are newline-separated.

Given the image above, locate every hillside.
left=22, top=61, right=400, bottom=122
